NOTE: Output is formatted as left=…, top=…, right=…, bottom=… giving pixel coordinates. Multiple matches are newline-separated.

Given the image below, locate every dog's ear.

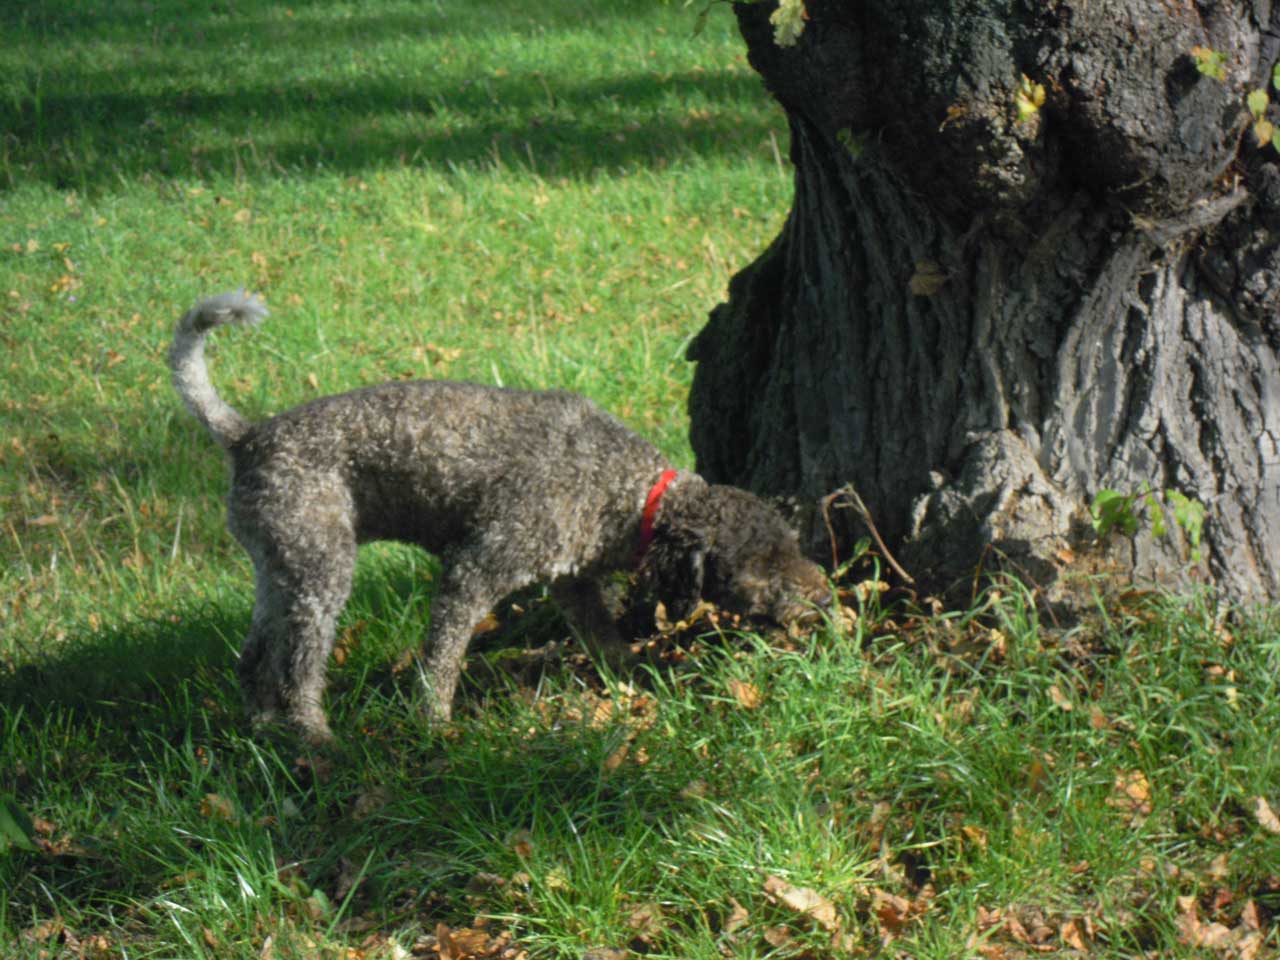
left=641, top=528, right=706, bottom=623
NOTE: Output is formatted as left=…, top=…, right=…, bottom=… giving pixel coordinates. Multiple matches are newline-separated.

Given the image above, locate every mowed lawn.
left=3, top=2, right=1280, bottom=958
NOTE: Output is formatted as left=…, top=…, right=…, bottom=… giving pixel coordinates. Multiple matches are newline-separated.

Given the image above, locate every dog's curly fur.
left=170, top=291, right=828, bottom=741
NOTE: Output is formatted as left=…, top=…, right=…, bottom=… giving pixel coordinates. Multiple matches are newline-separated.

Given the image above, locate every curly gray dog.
left=171, top=290, right=828, bottom=742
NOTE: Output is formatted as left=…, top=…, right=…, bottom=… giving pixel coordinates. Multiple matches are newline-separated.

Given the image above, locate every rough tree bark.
left=688, top=0, right=1280, bottom=602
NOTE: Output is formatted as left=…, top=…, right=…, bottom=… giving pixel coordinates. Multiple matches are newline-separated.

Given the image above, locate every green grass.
left=3, top=1, right=1280, bottom=957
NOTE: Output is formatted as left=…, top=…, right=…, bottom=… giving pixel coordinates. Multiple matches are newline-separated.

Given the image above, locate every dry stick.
left=823, top=484, right=915, bottom=585
left=819, top=489, right=844, bottom=572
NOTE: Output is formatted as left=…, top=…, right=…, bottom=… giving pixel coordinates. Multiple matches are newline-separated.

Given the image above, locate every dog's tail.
left=169, top=289, right=268, bottom=448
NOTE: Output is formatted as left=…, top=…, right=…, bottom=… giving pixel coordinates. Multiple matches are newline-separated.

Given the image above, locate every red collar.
left=637, top=469, right=678, bottom=559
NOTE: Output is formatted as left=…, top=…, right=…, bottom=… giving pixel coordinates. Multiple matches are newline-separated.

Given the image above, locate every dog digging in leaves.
left=170, top=290, right=829, bottom=742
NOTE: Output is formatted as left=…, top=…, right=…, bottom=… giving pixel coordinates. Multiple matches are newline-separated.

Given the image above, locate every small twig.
left=824, top=484, right=915, bottom=585
left=819, top=489, right=843, bottom=572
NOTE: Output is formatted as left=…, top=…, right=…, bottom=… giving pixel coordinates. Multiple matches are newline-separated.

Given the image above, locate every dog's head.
left=641, top=476, right=829, bottom=626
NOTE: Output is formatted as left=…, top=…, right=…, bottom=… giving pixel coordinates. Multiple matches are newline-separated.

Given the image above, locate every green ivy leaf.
left=1273, top=62, right=1280, bottom=92
left=1167, top=491, right=1206, bottom=547
left=1191, top=46, right=1227, bottom=81
left=1144, top=491, right=1168, bottom=539
left=1090, top=489, right=1139, bottom=537
left=1248, top=88, right=1270, bottom=120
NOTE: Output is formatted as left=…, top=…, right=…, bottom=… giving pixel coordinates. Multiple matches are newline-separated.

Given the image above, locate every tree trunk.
left=688, top=0, right=1280, bottom=603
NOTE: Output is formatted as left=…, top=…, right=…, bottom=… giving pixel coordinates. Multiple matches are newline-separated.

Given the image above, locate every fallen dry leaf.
left=1251, top=796, right=1280, bottom=834
left=1059, top=918, right=1088, bottom=951
left=961, top=824, right=989, bottom=850
left=505, top=829, right=533, bottom=860
left=602, top=742, right=629, bottom=772
left=872, top=889, right=914, bottom=934
left=1176, top=896, right=1235, bottom=951
left=1047, top=685, right=1073, bottom=711
left=762, top=925, right=792, bottom=948
left=727, top=678, right=762, bottom=709
left=200, top=793, right=236, bottom=822
left=1107, top=769, right=1152, bottom=818
left=762, top=875, right=841, bottom=932
left=723, top=898, right=750, bottom=934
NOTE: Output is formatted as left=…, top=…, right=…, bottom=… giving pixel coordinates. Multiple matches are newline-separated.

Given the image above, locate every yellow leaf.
left=1015, top=75, right=1046, bottom=122
left=769, top=0, right=807, bottom=47
left=1254, top=117, right=1275, bottom=147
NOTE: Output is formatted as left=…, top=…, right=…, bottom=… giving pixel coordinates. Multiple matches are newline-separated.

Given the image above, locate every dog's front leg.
left=419, top=551, right=520, bottom=723
left=550, top=578, right=629, bottom=673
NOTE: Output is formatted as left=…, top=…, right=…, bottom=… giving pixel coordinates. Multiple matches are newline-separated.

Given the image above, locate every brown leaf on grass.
left=425, top=923, right=519, bottom=960
left=1059, top=918, right=1089, bottom=952
left=1106, top=769, right=1152, bottom=818
left=626, top=902, right=665, bottom=946
left=762, top=926, right=792, bottom=948
left=1206, top=852, right=1231, bottom=881
left=762, top=875, right=841, bottom=932
left=200, top=793, right=236, bottom=822
left=723, top=898, right=750, bottom=934
left=505, top=829, right=533, bottom=860
left=872, top=888, right=927, bottom=938
left=865, top=800, right=893, bottom=848
left=21, top=919, right=66, bottom=944
left=1251, top=796, right=1280, bottom=834
left=1047, top=684, right=1073, bottom=711
left=1240, top=900, right=1263, bottom=931
left=1176, top=896, right=1235, bottom=950
left=727, top=677, right=762, bottom=709
left=971, top=906, right=1063, bottom=954
left=960, top=824, right=989, bottom=851
left=602, top=742, right=630, bottom=772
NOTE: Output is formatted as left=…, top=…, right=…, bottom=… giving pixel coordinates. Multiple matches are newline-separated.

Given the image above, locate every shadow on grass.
left=2, top=0, right=777, bottom=192
left=0, top=537, right=573, bottom=741
left=1, top=552, right=684, bottom=936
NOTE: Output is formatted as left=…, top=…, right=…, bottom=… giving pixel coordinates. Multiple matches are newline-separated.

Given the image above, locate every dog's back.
left=227, top=379, right=666, bottom=558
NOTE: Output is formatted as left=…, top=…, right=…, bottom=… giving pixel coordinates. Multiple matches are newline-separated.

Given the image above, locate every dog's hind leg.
left=234, top=520, right=357, bottom=743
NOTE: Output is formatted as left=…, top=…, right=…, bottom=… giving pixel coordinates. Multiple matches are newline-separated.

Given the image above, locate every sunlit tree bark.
left=689, top=0, right=1280, bottom=601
